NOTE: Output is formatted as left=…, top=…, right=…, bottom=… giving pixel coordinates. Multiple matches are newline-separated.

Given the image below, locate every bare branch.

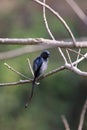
left=75, top=48, right=81, bottom=67
left=65, top=0, right=87, bottom=25
left=65, top=63, right=87, bottom=77
left=0, top=66, right=65, bottom=87
left=43, top=0, right=68, bottom=64
left=0, top=44, right=57, bottom=60
left=72, top=52, right=87, bottom=66
left=0, top=79, right=32, bottom=87
left=61, top=115, right=70, bottom=130
left=57, top=48, right=67, bottom=64
left=0, top=38, right=87, bottom=47
left=78, top=99, right=87, bottom=130
left=4, top=63, right=29, bottom=79
left=66, top=49, right=72, bottom=64
left=43, top=0, right=54, bottom=40
left=67, top=49, right=85, bottom=59
left=0, top=38, right=41, bottom=45
left=27, top=58, right=34, bottom=77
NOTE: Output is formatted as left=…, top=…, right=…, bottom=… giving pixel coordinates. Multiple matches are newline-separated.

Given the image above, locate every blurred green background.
left=0, top=0, right=87, bottom=130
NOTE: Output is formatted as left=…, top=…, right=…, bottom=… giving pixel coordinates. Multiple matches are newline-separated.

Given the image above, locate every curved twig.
left=78, top=99, right=87, bottom=130
left=61, top=115, right=70, bottom=130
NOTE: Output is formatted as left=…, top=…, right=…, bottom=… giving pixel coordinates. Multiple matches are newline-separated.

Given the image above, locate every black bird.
left=25, top=50, right=50, bottom=108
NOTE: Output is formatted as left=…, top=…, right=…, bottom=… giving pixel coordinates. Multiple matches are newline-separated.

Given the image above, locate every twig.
left=78, top=99, right=87, bottom=130
left=61, top=115, right=70, bottom=130
left=67, top=48, right=86, bottom=59
left=4, top=63, right=29, bottom=79
left=75, top=48, right=81, bottom=67
left=0, top=79, right=32, bottom=87
left=72, top=52, right=87, bottom=66
left=57, top=48, right=67, bottom=64
left=43, top=0, right=68, bottom=64
left=66, top=49, right=72, bottom=64
left=43, top=0, right=54, bottom=40
left=27, top=58, right=34, bottom=77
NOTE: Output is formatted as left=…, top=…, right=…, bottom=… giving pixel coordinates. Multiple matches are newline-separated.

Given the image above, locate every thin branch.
left=72, top=52, right=87, bottom=66
left=67, top=48, right=86, bottom=59
left=33, top=0, right=76, bottom=46
left=0, top=66, right=65, bottom=87
left=27, top=58, right=34, bottom=77
left=0, top=79, right=32, bottom=87
left=66, top=49, right=72, bottom=64
left=78, top=99, right=87, bottom=130
left=65, top=0, right=87, bottom=25
left=43, top=0, right=54, bottom=40
left=57, top=48, right=67, bottom=64
left=42, top=0, right=67, bottom=64
left=75, top=48, right=81, bottom=67
left=61, top=115, right=70, bottom=130
left=4, top=63, right=29, bottom=79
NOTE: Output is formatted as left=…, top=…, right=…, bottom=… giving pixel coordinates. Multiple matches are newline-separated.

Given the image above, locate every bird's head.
left=40, top=50, right=50, bottom=59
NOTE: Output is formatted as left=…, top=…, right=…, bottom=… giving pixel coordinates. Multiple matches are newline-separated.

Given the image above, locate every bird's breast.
left=40, top=61, right=47, bottom=74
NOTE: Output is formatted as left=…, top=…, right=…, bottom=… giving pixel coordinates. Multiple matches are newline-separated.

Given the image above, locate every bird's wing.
left=33, top=57, right=43, bottom=77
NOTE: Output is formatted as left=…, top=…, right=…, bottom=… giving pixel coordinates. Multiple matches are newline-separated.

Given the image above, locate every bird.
left=25, top=50, right=50, bottom=108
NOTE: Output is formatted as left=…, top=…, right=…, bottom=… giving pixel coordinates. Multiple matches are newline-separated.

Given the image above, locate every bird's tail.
left=25, top=77, right=36, bottom=108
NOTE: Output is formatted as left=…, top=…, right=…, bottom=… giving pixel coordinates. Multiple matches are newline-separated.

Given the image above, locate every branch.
left=0, top=66, right=65, bottom=87
left=67, top=48, right=86, bottom=58
left=61, top=99, right=87, bottom=130
left=78, top=99, right=87, bottom=130
left=4, top=63, right=29, bottom=79
left=72, top=52, right=87, bottom=66
left=0, top=44, right=56, bottom=60
left=43, top=0, right=54, bottom=40
left=0, top=38, right=87, bottom=61
left=42, top=0, right=68, bottom=64
left=0, top=79, right=32, bottom=87
left=61, top=115, right=70, bottom=130
left=27, top=58, right=34, bottom=77
left=0, top=38, right=87, bottom=47
left=75, top=48, right=81, bottom=67
left=65, top=63, right=87, bottom=77
left=65, top=0, right=87, bottom=26
left=1, top=59, right=87, bottom=87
